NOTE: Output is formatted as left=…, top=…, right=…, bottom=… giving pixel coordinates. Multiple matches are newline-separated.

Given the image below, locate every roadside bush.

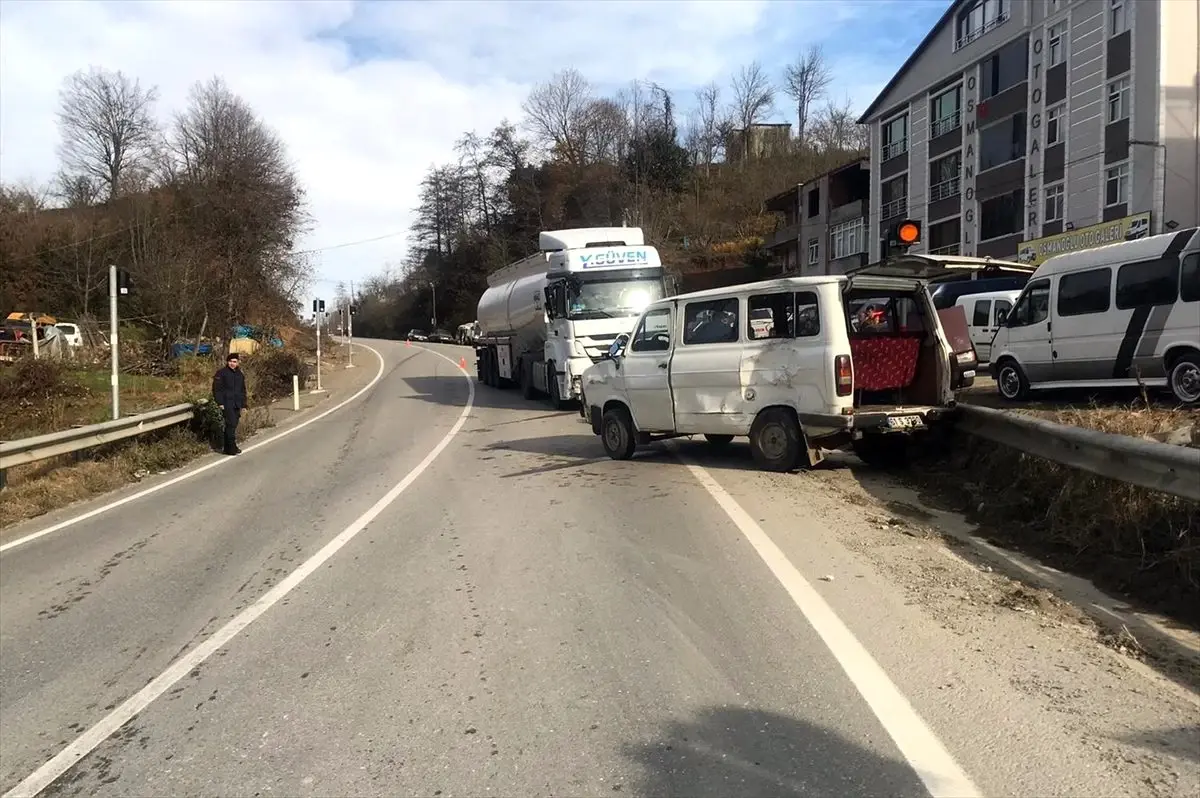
left=246, top=348, right=308, bottom=402
left=0, top=357, right=71, bottom=401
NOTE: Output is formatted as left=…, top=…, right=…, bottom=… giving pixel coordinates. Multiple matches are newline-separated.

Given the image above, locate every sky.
left=0, top=0, right=947, bottom=295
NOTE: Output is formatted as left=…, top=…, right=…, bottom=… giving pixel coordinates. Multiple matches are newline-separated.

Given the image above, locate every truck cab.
left=580, top=255, right=1031, bottom=471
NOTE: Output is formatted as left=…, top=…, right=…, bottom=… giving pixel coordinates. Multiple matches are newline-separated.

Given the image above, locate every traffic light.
left=888, top=220, right=921, bottom=252
left=349, top=304, right=357, bottom=315
left=107, top=269, right=133, bottom=297
left=312, top=299, right=326, bottom=313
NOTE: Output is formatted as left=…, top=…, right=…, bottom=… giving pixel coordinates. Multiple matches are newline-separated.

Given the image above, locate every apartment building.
left=858, top=0, right=1198, bottom=266
left=764, top=157, right=872, bottom=274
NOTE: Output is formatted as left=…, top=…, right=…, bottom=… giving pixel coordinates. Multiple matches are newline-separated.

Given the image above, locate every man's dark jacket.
left=212, top=366, right=248, bottom=410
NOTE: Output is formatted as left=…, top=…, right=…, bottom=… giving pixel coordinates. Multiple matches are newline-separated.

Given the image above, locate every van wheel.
left=995, top=359, right=1030, bottom=401
left=852, top=434, right=909, bottom=469
left=601, top=407, right=636, bottom=460
left=1168, top=352, right=1200, bottom=404
left=749, top=408, right=802, bottom=472
left=704, top=434, right=734, bottom=447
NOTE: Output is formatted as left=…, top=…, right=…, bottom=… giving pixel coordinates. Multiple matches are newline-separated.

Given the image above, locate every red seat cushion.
left=850, top=336, right=920, bottom=391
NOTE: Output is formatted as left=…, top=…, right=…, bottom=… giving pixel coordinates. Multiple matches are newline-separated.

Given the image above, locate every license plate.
left=886, top=414, right=923, bottom=429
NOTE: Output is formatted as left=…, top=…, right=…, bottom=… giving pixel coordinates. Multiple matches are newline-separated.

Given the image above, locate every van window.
left=683, top=298, right=739, bottom=345
left=993, top=299, right=1012, bottom=325
left=1057, top=268, right=1111, bottom=317
left=971, top=299, right=991, bottom=326
left=1008, top=279, right=1050, bottom=326
left=630, top=308, right=672, bottom=353
left=1116, top=257, right=1179, bottom=309
left=1182, top=253, right=1200, bottom=303
left=747, top=292, right=820, bottom=339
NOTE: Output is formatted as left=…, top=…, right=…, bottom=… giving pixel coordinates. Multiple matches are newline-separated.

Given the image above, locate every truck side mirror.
left=543, top=287, right=557, bottom=320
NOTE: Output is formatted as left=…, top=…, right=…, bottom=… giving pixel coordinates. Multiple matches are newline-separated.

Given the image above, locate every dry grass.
left=910, top=404, right=1199, bottom=626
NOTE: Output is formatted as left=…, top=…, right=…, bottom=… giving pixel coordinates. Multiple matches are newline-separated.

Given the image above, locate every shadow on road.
left=401, top=374, right=575, bottom=413
left=1116, top=725, right=1200, bottom=768
left=622, top=706, right=926, bottom=798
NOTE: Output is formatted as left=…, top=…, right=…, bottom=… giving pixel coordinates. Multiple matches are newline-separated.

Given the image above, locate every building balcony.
left=765, top=219, right=803, bottom=250
left=881, top=197, right=908, bottom=220
left=930, top=177, right=961, bottom=203
left=929, top=243, right=961, bottom=255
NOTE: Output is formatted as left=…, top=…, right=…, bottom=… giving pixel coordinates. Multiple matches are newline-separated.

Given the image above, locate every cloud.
left=0, top=0, right=939, bottom=290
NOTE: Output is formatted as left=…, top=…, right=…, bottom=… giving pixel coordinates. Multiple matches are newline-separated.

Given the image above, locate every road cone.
left=459, top=356, right=467, bottom=369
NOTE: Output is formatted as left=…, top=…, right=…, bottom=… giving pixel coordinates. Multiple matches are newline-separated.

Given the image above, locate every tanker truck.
left=475, top=227, right=667, bottom=409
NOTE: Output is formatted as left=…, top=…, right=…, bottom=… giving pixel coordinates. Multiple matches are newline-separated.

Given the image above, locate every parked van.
left=929, top=274, right=1030, bottom=310
left=989, top=227, right=1200, bottom=404
left=954, top=290, right=1022, bottom=363
left=580, top=254, right=1030, bottom=471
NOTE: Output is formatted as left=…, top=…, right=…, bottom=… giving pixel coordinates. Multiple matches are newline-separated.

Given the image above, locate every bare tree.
left=684, top=82, right=729, bottom=172
left=810, top=96, right=870, bottom=153
left=456, top=131, right=495, bottom=233
left=583, top=98, right=629, bottom=164
left=729, top=62, right=776, bottom=162
left=55, top=67, right=160, bottom=202
left=782, top=45, right=833, bottom=151
left=521, top=68, right=595, bottom=167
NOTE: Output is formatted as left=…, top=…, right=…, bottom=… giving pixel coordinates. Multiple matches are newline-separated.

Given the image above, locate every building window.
left=807, top=187, right=820, bottom=218
left=1043, top=182, right=1064, bottom=222
left=929, top=217, right=962, bottom=255
left=1047, top=21, right=1067, bottom=66
left=1105, top=162, right=1129, bottom=206
left=1046, top=104, right=1064, bottom=145
left=979, top=113, right=1027, bottom=171
left=1107, top=76, right=1131, bottom=123
left=1110, top=0, right=1128, bottom=35
left=1057, top=268, right=1112, bottom=317
left=931, top=86, right=962, bottom=137
left=980, top=37, right=1028, bottom=100
left=930, top=152, right=962, bottom=201
left=882, top=114, right=908, bottom=160
left=956, top=0, right=1009, bottom=50
left=1047, top=0, right=1063, bottom=13
left=881, top=175, right=908, bottom=220
left=980, top=189, right=1023, bottom=240
left=830, top=218, right=866, bottom=260
left=808, top=238, right=819, bottom=266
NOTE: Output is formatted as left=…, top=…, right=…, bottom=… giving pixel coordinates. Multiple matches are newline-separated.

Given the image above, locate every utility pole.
left=108, top=265, right=120, bottom=419
left=430, top=280, right=437, bottom=329
left=28, top=314, right=40, bottom=360
left=346, top=280, right=355, bottom=369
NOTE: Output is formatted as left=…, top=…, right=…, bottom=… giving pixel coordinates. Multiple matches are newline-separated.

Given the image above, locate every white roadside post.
left=292, top=374, right=300, bottom=410
left=108, top=264, right=120, bottom=420
left=28, top=314, right=40, bottom=360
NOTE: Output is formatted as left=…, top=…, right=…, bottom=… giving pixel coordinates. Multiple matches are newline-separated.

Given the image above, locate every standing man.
left=212, top=352, right=248, bottom=455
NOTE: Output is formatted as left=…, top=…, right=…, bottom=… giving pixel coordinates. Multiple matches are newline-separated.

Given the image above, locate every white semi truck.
left=474, top=226, right=668, bottom=408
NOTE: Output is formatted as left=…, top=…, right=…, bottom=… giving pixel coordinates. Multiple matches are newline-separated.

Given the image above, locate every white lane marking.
left=677, top=457, right=982, bottom=798
left=0, top=344, right=389, bottom=556
left=2, top=347, right=474, bottom=798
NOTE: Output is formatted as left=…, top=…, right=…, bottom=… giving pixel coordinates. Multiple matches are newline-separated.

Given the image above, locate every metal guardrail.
left=956, top=404, right=1200, bottom=501
left=0, top=403, right=197, bottom=489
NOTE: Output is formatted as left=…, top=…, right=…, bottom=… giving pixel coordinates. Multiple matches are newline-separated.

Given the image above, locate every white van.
left=579, top=255, right=1029, bottom=471
left=954, top=290, right=1022, bottom=363
left=989, top=227, right=1200, bottom=404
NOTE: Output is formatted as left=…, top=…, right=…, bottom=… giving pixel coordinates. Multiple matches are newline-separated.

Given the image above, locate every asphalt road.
left=1, top=339, right=1197, bottom=798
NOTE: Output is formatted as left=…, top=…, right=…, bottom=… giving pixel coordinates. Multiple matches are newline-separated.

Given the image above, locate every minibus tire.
left=704, top=434, right=734, bottom=447
left=749, top=408, right=802, bottom=472
left=995, top=358, right=1030, bottom=401
left=1168, top=352, right=1200, bottom=404
left=601, top=407, right=636, bottom=460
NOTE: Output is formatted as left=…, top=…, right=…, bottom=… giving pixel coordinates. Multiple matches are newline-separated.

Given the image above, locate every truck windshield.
left=567, top=278, right=664, bottom=320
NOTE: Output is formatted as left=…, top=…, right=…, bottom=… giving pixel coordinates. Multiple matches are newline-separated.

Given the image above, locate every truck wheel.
left=852, top=434, right=909, bottom=469
left=704, top=434, right=734, bottom=447
left=601, top=407, right=636, bottom=460
left=479, top=350, right=492, bottom=386
left=749, top=408, right=802, bottom=472
left=547, top=363, right=570, bottom=410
